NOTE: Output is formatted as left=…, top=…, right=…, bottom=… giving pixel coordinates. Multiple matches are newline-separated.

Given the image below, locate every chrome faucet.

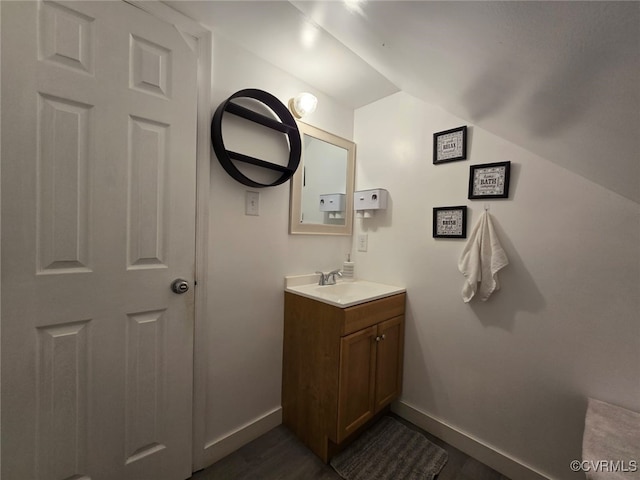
left=315, top=269, right=343, bottom=286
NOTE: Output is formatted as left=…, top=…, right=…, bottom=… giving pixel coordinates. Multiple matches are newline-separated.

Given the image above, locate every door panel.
left=375, top=316, right=405, bottom=412
left=1, top=2, right=197, bottom=479
left=337, top=325, right=377, bottom=442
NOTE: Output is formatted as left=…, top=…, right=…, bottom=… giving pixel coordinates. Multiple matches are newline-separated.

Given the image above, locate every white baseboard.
left=392, top=401, right=550, bottom=480
left=198, top=401, right=550, bottom=478
left=201, top=407, right=282, bottom=468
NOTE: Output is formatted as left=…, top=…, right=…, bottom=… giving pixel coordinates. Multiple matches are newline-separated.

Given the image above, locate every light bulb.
left=289, top=92, right=318, bottom=118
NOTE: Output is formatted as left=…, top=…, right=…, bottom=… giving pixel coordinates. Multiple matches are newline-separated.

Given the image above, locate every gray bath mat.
left=330, top=416, right=448, bottom=480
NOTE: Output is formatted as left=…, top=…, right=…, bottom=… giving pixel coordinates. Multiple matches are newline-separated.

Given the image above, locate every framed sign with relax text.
left=433, top=126, right=467, bottom=164
left=468, top=161, right=511, bottom=199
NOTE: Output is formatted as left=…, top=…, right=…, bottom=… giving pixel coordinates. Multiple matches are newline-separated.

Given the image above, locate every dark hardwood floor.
left=190, top=415, right=510, bottom=480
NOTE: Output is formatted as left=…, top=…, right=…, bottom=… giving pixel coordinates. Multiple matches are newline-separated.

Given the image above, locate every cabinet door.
left=337, top=325, right=377, bottom=442
left=375, top=316, right=404, bottom=412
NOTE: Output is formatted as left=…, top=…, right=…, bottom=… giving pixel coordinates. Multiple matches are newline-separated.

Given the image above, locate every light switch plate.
left=245, top=191, right=259, bottom=216
left=357, top=234, right=368, bottom=252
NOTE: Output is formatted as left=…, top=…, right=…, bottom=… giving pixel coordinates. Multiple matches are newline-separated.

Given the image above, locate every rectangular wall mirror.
left=289, top=122, right=356, bottom=235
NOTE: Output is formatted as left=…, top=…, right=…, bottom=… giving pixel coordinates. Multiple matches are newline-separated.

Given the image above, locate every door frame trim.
left=125, top=1, right=212, bottom=472
left=0, top=2, right=3, bottom=473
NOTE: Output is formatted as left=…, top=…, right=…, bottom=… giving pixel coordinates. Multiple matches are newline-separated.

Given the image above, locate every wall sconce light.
left=288, top=92, right=318, bottom=119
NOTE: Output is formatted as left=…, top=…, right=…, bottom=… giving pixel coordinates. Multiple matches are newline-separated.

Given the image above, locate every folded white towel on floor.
left=458, top=211, right=508, bottom=302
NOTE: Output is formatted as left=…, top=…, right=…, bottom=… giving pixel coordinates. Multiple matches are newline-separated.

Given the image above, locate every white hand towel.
left=458, top=211, right=509, bottom=302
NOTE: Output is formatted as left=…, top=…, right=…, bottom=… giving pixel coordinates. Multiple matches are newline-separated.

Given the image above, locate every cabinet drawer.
left=341, top=293, right=405, bottom=336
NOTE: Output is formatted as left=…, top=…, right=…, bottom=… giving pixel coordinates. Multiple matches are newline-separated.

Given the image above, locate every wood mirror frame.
left=289, top=122, right=356, bottom=235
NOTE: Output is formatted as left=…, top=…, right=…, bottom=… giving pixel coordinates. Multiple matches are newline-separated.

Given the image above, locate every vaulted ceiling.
left=167, top=1, right=640, bottom=203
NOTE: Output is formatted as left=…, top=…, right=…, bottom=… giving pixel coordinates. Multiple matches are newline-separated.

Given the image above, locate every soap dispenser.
left=342, top=253, right=355, bottom=280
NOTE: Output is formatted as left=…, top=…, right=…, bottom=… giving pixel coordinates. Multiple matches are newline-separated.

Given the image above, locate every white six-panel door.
left=1, top=1, right=198, bottom=478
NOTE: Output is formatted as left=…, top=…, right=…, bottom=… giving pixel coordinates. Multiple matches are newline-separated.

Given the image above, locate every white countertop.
left=285, top=275, right=405, bottom=308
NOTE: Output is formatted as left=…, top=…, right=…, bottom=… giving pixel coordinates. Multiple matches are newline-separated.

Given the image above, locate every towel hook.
left=484, top=203, right=490, bottom=212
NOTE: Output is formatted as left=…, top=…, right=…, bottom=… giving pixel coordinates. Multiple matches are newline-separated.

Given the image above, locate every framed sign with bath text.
left=468, top=161, right=511, bottom=199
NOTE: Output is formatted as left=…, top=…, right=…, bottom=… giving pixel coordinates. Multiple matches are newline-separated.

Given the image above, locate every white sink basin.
left=285, top=279, right=405, bottom=308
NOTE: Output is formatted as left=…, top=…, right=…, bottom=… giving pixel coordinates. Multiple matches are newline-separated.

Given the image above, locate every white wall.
left=201, top=31, right=639, bottom=480
left=353, top=92, right=640, bottom=479
left=200, top=32, right=354, bottom=461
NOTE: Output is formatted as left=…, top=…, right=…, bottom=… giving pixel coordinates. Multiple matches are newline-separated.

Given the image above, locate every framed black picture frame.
left=433, top=206, right=467, bottom=238
left=433, top=126, right=467, bottom=164
left=468, top=161, right=511, bottom=199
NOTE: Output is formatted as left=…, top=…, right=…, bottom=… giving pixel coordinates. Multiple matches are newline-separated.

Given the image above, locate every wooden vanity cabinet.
left=282, top=291, right=405, bottom=462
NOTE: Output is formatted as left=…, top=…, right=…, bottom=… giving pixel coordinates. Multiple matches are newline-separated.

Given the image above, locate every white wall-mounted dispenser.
left=319, top=193, right=345, bottom=212
left=319, top=193, right=345, bottom=219
left=355, top=188, right=388, bottom=218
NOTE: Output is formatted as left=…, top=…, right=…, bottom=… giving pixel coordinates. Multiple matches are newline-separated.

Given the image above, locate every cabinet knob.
left=375, top=336, right=381, bottom=342
left=381, top=334, right=386, bottom=340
